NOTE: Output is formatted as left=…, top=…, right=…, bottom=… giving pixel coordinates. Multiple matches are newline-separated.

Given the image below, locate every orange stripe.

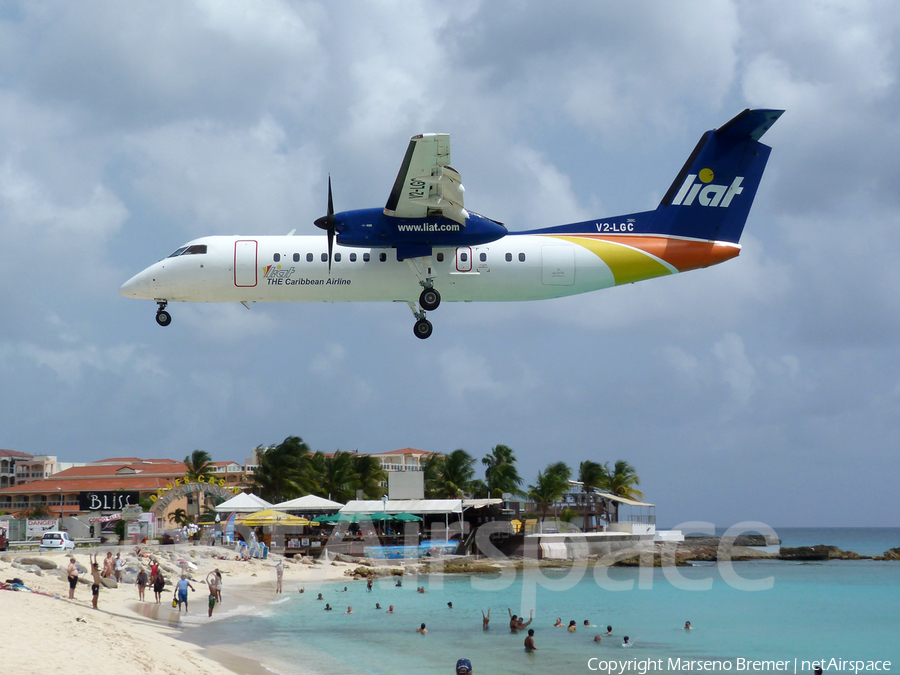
left=561, top=235, right=740, bottom=272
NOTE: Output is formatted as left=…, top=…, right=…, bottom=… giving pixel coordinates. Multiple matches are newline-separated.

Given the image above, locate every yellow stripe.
left=553, top=236, right=674, bottom=285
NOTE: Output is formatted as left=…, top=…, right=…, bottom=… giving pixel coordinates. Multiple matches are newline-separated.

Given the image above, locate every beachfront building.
left=518, top=480, right=656, bottom=534
left=0, top=456, right=254, bottom=538
left=0, top=449, right=32, bottom=489
left=369, top=448, right=429, bottom=473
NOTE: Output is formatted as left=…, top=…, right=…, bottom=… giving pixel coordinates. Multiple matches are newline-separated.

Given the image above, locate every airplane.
left=121, top=108, right=783, bottom=339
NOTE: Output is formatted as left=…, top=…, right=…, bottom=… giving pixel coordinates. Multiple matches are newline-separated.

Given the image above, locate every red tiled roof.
left=373, top=448, right=429, bottom=456
left=0, top=475, right=176, bottom=495
left=0, top=449, right=34, bottom=459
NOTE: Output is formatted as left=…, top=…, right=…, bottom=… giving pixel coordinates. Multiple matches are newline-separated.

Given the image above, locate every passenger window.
left=460, top=252, right=468, bottom=262
left=307, top=253, right=314, bottom=262
left=518, top=252, right=526, bottom=262
left=334, top=253, right=341, bottom=262
left=379, top=253, right=387, bottom=262
left=436, top=252, right=444, bottom=262
left=321, top=253, right=328, bottom=262
left=274, top=253, right=281, bottom=262
left=480, top=253, right=487, bottom=262
left=363, top=253, right=370, bottom=262
left=505, top=252, right=512, bottom=262
left=350, top=253, right=357, bottom=262
left=293, top=253, right=300, bottom=262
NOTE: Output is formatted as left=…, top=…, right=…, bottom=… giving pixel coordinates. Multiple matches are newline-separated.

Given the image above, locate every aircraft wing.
left=383, top=133, right=467, bottom=226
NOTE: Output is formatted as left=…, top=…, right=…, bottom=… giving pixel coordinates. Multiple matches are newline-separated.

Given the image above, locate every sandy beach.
left=1, top=545, right=356, bottom=675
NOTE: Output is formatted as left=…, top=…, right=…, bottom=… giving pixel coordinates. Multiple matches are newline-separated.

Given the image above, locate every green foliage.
left=183, top=450, right=215, bottom=483
left=481, top=444, right=523, bottom=498
left=527, top=463, right=571, bottom=520
left=22, top=504, right=52, bottom=519
left=424, top=449, right=476, bottom=498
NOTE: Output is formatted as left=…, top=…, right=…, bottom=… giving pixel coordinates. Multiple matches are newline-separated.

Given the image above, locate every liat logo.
left=263, top=265, right=295, bottom=280
left=671, top=169, right=744, bottom=208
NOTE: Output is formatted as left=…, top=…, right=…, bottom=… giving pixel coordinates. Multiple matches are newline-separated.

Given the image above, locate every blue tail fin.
left=650, top=108, right=783, bottom=243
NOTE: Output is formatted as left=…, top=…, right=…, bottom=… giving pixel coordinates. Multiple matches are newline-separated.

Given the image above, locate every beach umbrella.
left=238, top=509, right=310, bottom=526
left=368, top=512, right=394, bottom=522
left=391, top=512, right=423, bottom=522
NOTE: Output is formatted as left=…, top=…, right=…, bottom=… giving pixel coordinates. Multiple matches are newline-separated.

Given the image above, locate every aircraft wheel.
left=419, top=288, right=441, bottom=311
left=156, top=310, right=172, bottom=327
left=413, top=318, right=433, bottom=340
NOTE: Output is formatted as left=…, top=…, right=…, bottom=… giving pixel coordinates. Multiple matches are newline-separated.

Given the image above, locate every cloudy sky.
left=1, top=1, right=897, bottom=529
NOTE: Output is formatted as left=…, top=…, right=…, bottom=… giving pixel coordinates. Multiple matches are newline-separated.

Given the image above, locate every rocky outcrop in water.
left=777, top=545, right=867, bottom=561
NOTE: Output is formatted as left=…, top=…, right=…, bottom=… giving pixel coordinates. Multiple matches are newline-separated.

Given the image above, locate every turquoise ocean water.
left=191, top=528, right=900, bottom=675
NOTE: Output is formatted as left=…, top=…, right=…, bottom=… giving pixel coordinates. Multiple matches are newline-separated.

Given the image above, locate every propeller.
left=314, top=174, right=336, bottom=272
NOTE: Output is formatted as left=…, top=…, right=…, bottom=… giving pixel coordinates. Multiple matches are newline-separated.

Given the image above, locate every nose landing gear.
left=155, top=300, right=171, bottom=327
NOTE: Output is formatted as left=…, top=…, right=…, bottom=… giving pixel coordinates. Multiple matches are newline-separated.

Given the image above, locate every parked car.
left=38, top=531, right=75, bottom=551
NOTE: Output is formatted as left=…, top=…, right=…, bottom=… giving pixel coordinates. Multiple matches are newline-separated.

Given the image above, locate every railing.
left=626, top=514, right=656, bottom=525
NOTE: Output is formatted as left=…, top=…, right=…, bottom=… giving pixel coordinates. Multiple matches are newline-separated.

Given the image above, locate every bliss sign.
left=78, top=491, right=140, bottom=511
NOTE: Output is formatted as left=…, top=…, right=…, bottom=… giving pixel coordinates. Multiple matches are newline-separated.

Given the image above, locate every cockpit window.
left=166, top=244, right=207, bottom=258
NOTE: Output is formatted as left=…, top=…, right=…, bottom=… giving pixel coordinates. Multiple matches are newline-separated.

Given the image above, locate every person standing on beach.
left=114, top=552, right=125, bottom=583
left=215, top=569, right=223, bottom=603
left=136, top=567, right=148, bottom=601
left=275, top=560, right=284, bottom=594
left=102, top=552, right=113, bottom=578
left=67, top=557, right=79, bottom=600
left=524, top=628, right=537, bottom=651
left=207, top=575, right=218, bottom=617
left=89, top=553, right=102, bottom=610
left=150, top=559, right=159, bottom=585
left=175, top=575, right=195, bottom=613
left=153, top=572, right=165, bottom=604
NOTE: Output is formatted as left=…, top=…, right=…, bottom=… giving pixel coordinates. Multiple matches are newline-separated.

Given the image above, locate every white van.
left=38, top=531, right=75, bottom=551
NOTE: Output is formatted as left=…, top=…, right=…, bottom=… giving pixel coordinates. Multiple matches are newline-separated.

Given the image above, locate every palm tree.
left=424, top=449, right=476, bottom=498
left=597, top=460, right=643, bottom=525
left=318, top=451, right=358, bottom=503
left=578, top=460, right=606, bottom=530
left=351, top=454, right=387, bottom=499
left=526, top=466, right=570, bottom=527
left=183, top=450, right=215, bottom=482
left=183, top=449, right=216, bottom=518
left=251, top=436, right=313, bottom=503
left=603, top=460, right=643, bottom=500
left=168, top=507, right=190, bottom=527
left=481, top=444, right=523, bottom=498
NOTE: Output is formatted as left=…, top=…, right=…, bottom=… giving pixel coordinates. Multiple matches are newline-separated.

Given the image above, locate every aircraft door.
left=541, top=246, right=575, bottom=286
left=234, top=240, right=258, bottom=287
left=455, top=247, right=472, bottom=272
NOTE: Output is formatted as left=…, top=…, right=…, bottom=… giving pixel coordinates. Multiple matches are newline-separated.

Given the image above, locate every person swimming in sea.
left=583, top=620, right=592, bottom=627
left=482, top=608, right=490, bottom=629
left=324, top=603, right=333, bottom=610
left=553, top=617, right=563, bottom=627
left=416, top=623, right=428, bottom=634
left=622, top=636, right=633, bottom=647
left=593, top=635, right=603, bottom=643
left=387, top=605, right=394, bottom=613
left=567, top=620, right=577, bottom=633
left=684, top=621, right=692, bottom=630
left=524, top=628, right=537, bottom=651
left=604, top=625, right=613, bottom=636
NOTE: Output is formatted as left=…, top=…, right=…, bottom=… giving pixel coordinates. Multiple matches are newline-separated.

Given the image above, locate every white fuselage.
left=120, top=234, right=626, bottom=304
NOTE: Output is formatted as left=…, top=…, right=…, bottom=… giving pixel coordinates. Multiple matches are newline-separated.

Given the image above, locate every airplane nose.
left=120, top=268, right=156, bottom=299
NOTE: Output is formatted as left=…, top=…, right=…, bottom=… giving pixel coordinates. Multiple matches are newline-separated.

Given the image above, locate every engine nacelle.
left=334, top=208, right=507, bottom=260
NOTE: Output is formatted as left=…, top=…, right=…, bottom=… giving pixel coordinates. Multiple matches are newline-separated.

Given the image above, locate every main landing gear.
left=418, top=286, right=441, bottom=312
left=155, top=300, right=171, bottom=327
left=408, top=302, right=433, bottom=340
